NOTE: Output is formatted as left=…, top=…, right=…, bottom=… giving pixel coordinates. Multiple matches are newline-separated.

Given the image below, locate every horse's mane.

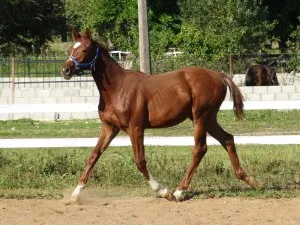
left=94, top=41, right=110, bottom=55
left=94, top=41, right=123, bottom=66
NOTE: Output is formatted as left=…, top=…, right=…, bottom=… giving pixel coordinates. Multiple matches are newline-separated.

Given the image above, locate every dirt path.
left=1, top=197, right=299, bottom=225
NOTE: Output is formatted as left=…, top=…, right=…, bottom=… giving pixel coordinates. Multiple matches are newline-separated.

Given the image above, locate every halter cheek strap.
left=68, top=47, right=100, bottom=73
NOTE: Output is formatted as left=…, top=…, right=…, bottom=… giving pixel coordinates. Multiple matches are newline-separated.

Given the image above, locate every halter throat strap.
left=68, top=47, right=100, bottom=73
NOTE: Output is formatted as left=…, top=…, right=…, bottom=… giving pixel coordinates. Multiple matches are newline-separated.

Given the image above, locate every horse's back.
left=245, top=64, right=279, bottom=86
left=144, top=66, right=227, bottom=97
left=177, top=66, right=227, bottom=95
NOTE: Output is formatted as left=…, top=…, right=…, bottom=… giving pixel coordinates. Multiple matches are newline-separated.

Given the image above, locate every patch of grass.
left=0, top=189, right=62, bottom=200
left=0, top=145, right=299, bottom=199
left=0, top=119, right=102, bottom=138
left=0, top=110, right=299, bottom=138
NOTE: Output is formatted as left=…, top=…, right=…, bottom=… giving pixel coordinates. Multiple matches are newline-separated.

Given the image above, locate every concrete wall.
left=0, top=75, right=300, bottom=120
left=1, top=85, right=299, bottom=105
left=1, top=75, right=300, bottom=105
left=232, top=72, right=300, bottom=86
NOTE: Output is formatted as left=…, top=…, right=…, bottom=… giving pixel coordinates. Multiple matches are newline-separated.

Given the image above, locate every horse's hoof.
left=68, top=185, right=84, bottom=204
left=164, top=192, right=176, bottom=201
left=70, top=195, right=80, bottom=203
left=249, top=176, right=259, bottom=188
left=61, top=195, right=80, bottom=205
left=173, top=190, right=184, bottom=202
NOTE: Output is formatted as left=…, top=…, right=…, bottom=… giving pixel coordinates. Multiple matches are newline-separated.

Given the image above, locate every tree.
left=148, top=13, right=180, bottom=55
left=286, top=17, right=300, bottom=71
left=262, top=0, right=300, bottom=49
left=0, top=0, right=65, bottom=56
left=65, top=0, right=139, bottom=51
left=148, top=0, right=181, bottom=55
left=176, top=0, right=275, bottom=62
left=64, top=0, right=181, bottom=55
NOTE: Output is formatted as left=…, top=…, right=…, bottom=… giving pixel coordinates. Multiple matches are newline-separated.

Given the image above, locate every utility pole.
left=137, top=0, right=151, bottom=74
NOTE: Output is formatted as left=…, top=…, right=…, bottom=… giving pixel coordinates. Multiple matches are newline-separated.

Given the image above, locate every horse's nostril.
left=62, top=66, right=72, bottom=80
left=65, top=67, right=70, bottom=75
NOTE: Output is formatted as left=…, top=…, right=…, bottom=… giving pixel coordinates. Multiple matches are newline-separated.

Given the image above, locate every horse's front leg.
left=71, top=122, right=119, bottom=202
left=129, top=126, right=175, bottom=201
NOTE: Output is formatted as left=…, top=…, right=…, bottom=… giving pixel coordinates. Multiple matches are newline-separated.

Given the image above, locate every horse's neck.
left=93, top=53, right=125, bottom=103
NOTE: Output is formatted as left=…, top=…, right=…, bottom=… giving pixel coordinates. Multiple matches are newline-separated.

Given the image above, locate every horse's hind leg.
left=206, top=116, right=256, bottom=187
left=129, top=127, right=175, bottom=201
left=174, top=119, right=207, bottom=201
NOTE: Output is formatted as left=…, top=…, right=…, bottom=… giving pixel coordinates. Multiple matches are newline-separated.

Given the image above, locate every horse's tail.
left=222, top=75, right=245, bottom=119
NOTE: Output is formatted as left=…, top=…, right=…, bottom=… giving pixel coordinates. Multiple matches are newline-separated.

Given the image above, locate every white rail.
left=0, top=100, right=299, bottom=114
left=0, top=135, right=299, bottom=148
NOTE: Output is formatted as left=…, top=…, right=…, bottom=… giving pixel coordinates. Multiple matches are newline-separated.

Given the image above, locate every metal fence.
left=1, top=53, right=299, bottom=88
left=0, top=57, right=94, bottom=88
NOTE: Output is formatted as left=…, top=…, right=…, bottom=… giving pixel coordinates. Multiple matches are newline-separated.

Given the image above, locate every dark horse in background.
left=61, top=29, right=256, bottom=203
left=245, top=64, right=279, bottom=86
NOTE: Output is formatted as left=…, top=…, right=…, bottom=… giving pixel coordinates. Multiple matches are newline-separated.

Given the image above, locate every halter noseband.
left=68, top=47, right=100, bottom=74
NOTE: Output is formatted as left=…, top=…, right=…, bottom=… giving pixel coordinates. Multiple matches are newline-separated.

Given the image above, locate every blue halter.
left=68, top=47, right=100, bottom=74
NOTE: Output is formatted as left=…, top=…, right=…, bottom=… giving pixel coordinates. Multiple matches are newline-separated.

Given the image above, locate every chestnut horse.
left=61, top=30, right=256, bottom=202
left=245, top=64, right=279, bottom=86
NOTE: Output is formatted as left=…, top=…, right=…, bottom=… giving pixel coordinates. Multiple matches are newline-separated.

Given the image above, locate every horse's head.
left=61, top=29, right=99, bottom=80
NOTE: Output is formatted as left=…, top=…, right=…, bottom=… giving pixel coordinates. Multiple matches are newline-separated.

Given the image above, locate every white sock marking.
left=148, top=173, right=169, bottom=198
left=149, top=174, right=160, bottom=191
left=71, top=184, right=84, bottom=201
left=173, top=189, right=183, bottom=201
left=157, top=188, right=168, bottom=198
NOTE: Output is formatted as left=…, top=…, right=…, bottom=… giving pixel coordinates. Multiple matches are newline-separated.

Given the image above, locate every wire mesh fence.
left=0, top=52, right=299, bottom=88
left=0, top=57, right=94, bottom=88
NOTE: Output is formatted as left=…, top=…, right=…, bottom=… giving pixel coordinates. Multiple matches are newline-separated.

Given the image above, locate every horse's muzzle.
left=62, top=67, right=72, bottom=80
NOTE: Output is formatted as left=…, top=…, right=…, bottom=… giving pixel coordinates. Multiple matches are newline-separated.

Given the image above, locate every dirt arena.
left=1, top=196, right=299, bottom=225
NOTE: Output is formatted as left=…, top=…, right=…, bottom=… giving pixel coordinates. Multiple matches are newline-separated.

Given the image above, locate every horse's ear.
left=85, top=29, right=93, bottom=40
left=72, top=29, right=80, bottom=41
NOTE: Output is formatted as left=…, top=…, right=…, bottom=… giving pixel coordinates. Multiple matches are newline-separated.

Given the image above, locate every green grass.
left=0, top=110, right=299, bottom=138
left=0, top=109, right=299, bottom=200
left=0, top=145, right=299, bottom=199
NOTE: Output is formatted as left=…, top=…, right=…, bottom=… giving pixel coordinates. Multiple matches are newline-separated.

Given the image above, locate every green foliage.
left=287, top=20, right=300, bottom=71
left=262, top=0, right=300, bottom=49
left=0, top=0, right=65, bottom=56
left=149, top=13, right=180, bottom=55
left=65, top=0, right=139, bottom=51
left=1, top=0, right=299, bottom=63
left=147, top=1, right=181, bottom=55
left=176, top=0, right=275, bottom=65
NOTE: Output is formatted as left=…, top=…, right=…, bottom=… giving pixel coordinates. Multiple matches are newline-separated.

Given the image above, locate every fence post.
left=229, top=54, right=233, bottom=78
left=11, top=57, right=15, bottom=104
left=137, top=0, right=151, bottom=74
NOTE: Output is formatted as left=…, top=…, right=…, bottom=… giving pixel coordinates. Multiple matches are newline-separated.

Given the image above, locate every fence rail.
left=1, top=135, right=300, bottom=148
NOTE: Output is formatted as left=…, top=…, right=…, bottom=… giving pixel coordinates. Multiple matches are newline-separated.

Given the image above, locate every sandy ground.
left=0, top=196, right=299, bottom=225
